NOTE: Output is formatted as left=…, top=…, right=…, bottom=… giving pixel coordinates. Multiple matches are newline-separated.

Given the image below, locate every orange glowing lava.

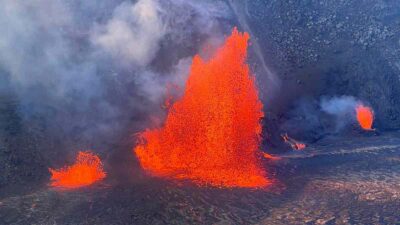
left=49, top=151, right=106, bottom=189
left=135, top=28, right=269, bottom=188
left=282, top=134, right=306, bottom=150
left=262, top=152, right=281, bottom=160
left=356, top=104, right=374, bottom=130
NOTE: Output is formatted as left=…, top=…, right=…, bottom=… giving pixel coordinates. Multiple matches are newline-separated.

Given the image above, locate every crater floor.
left=1, top=133, right=399, bottom=225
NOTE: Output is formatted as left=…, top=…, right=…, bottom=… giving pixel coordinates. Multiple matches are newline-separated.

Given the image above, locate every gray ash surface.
left=1, top=133, right=399, bottom=225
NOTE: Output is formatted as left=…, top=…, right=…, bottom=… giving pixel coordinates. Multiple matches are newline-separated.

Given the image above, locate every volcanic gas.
left=135, top=28, right=269, bottom=188
left=49, top=151, right=106, bottom=189
left=356, top=104, right=374, bottom=130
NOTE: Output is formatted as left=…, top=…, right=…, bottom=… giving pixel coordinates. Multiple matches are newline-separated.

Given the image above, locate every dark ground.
left=0, top=132, right=399, bottom=225
left=245, top=0, right=400, bottom=120
left=229, top=0, right=400, bottom=141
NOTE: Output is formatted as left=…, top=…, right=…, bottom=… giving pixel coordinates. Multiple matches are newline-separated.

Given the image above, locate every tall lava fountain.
left=135, top=28, right=269, bottom=188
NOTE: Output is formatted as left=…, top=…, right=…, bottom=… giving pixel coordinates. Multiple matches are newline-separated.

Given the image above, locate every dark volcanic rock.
left=229, top=0, right=400, bottom=131
left=0, top=95, right=48, bottom=191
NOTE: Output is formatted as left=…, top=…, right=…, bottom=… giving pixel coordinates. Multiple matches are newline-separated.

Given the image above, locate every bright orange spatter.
left=281, top=134, right=306, bottom=151
left=49, top=151, right=106, bottom=189
left=263, top=152, right=281, bottom=160
left=135, top=28, right=269, bottom=188
left=356, top=104, right=374, bottom=130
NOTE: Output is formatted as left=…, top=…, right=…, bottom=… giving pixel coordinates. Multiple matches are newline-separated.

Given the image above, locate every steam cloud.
left=279, top=96, right=370, bottom=143
left=0, top=0, right=232, bottom=156
left=320, top=96, right=358, bottom=116
left=320, top=96, right=360, bottom=131
left=91, top=0, right=166, bottom=67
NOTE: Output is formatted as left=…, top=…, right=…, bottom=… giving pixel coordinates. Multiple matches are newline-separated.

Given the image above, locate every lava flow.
left=282, top=134, right=306, bottom=150
left=135, top=28, right=269, bottom=188
left=49, top=151, right=106, bottom=189
left=356, top=104, right=374, bottom=130
left=262, top=152, right=281, bottom=160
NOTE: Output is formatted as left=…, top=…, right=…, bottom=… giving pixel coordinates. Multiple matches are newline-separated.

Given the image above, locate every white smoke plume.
left=320, top=96, right=361, bottom=131
left=321, top=96, right=358, bottom=115
left=0, top=0, right=232, bottom=154
left=91, top=0, right=166, bottom=67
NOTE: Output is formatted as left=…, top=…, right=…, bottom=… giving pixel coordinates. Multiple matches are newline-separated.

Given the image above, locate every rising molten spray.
left=135, top=28, right=269, bottom=188
left=49, top=151, right=106, bottom=189
left=356, top=104, right=374, bottom=130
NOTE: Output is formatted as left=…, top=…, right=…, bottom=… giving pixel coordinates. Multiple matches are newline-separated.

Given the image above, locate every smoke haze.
left=0, top=0, right=233, bottom=157
left=91, top=0, right=166, bottom=67
left=320, top=96, right=360, bottom=131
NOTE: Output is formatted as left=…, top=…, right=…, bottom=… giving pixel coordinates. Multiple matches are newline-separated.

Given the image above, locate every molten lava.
left=135, top=28, right=269, bottom=188
left=262, top=152, right=281, bottom=160
left=282, top=134, right=306, bottom=150
left=356, top=104, right=374, bottom=130
left=49, top=151, right=106, bottom=189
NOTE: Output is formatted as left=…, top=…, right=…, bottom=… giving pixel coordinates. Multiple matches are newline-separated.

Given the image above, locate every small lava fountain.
left=356, top=104, right=374, bottom=130
left=49, top=151, right=106, bottom=189
left=135, top=28, right=269, bottom=188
